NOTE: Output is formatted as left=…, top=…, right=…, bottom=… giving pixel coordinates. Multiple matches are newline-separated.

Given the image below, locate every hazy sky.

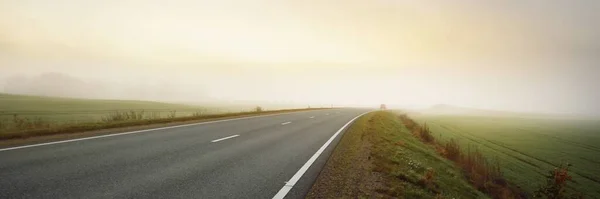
left=1, top=0, right=599, bottom=115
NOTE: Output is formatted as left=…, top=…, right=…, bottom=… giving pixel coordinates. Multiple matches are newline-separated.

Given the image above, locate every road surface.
left=0, top=108, right=368, bottom=199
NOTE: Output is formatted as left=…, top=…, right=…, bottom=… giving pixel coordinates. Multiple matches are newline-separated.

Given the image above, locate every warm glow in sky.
left=1, top=0, right=599, bottom=115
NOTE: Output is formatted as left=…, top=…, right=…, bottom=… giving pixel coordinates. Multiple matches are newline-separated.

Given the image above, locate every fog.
left=1, top=0, right=599, bottom=116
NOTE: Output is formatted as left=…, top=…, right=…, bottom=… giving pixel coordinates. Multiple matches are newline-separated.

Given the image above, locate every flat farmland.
left=410, top=113, right=600, bottom=198
left=0, top=93, right=213, bottom=123
left=0, top=93, right=317, bottom=140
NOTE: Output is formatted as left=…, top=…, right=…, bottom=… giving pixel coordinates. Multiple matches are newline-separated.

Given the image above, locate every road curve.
left=0, top=108, right=368, bottom=199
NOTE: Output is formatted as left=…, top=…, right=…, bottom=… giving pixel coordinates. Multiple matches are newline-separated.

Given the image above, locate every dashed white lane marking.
left=309, top=116, right=315, bottom=119
left=0, top=110, right=315, bottom=152
left=272, top=111, right=370, bottom=199
left=281, top=122, right=292, bottom=125
left=325, top=113, right=329, bottom=115
left=211, top=135, right=240, bottom=143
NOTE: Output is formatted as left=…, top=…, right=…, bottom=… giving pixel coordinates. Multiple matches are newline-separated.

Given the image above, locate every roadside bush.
left=400, top=115, right=434, bottom=143
left=460, top=146, right=503, bottom=193
left=422, top=167, right=436, bottom=189
left=32, top=117, right=49, bottom=129
left=146, top=112, right=161, bottom=120
left=442, top=139, right=461, bottom=161
left=102, top=111, right=125, bottom=123
left=9, top=115, right=49, bottom=130
left=101, top=110, right=145, bottom=123
left=399, top=114, right=417, bottom=129
left=254, top=106, right=263, bottom=112
left=129, top=110, right=144, bottom=120
left=192, top=111, right=203, bottom=117
left=417, top=123, right=435, bottom=143
left=534, top=164, right=583, bottom=199
left=13, top=114, right=28, bottom=129
left=168, top=110, right=177, bottom=119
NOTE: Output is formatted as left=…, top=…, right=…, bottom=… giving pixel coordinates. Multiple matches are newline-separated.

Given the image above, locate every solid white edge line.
left=272, top=111, right=371, bottom=199
left=0, top=110, right=327, bottom=152
left=210, top=135, right=240, bottom=143
left=281, top=122, right=292, bottom=125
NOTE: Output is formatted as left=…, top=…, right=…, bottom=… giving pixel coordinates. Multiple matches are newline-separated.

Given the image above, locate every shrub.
left=399, top=114, right=417, bottom=130
left=422, top=167, right=436, bottom=188
left=401, top=114, right=435, bottom=143
left=129, top=110, right=144, bottom=120
left=102, top=110, right=146, bottom=123
left=192, top=111, right=203, bottom=117
left=13, top=114, right=28, bottom=129
left=459, top=146, right=502, bottom=191
left=168, top=110, right=177, bottom=119
left=442, top=139, right=461, bottom=161
left=146, top=112, right=161, bottom=120
left=418, top=123, right=435, bottom=143
left=32, top=117, right=49, bottom=129
left=254, top=106, right=263, bottom=112
left=534, top=163, right=583, bottom=199
left=1, top=115, right=50, bottom=132
left=102, top=111, right=126, bottom=123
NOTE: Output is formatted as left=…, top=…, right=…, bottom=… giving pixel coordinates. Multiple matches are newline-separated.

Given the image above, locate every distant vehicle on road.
left=380, top=104, right=387, bottom=110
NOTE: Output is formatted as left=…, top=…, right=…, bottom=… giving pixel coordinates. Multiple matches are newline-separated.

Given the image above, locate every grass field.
left=308, top=111, right=488, bottom=198
left=0, top=93, right=319, bottom=140
left=409, top=112, right=600, bottom=198
left=0, top=93, right=217, bottom=123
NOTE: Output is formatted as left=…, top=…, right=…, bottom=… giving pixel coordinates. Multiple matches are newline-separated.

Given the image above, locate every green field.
left=0, top=93, right=320, bottom=139
left=0, top=93, right=239, bottom=124
left=409, top=112, right=600, bottom=198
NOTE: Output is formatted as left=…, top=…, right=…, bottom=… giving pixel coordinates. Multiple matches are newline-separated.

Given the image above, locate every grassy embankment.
left=309, top=110, right=586, bottom=199
left=410, top=113, right=599, bottom=198
left=0, top=93, right=323, bottom=140
left=308, top=111, right=488, bottom=198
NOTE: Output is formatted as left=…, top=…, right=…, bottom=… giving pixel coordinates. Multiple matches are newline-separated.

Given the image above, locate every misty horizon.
left=1, top=0, right=599, bottom=116
left=0, top=70, right=596, bottom=117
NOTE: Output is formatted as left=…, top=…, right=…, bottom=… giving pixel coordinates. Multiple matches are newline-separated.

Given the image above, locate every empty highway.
left=0, top=109, right=368, bottom=199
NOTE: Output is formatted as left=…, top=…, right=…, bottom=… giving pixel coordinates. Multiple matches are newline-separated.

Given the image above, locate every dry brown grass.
left=421, top=167, right=436, bottom=189
left=435, top=193, right=444, bottom=199
left=399, top=114, right=435, bottom=143
left=439, top=139, right=461, bottom=161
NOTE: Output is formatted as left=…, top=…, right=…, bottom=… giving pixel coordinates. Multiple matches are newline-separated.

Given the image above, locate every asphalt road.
left=0, top=108, right=368, bottom=199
